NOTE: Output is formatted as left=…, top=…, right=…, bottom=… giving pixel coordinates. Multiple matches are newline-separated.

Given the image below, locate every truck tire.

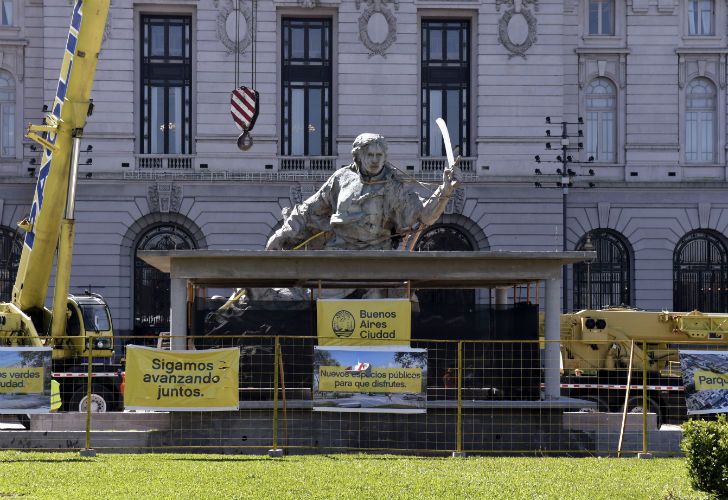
left=579, top=395, right=609, bottom=413
left=70, top=385, right=111, bottom=413
left=626, top=396, right=662, bottom=427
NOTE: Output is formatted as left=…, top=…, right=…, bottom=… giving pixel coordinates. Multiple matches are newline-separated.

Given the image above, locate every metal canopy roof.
left=138, top=250, right=595, bottom=289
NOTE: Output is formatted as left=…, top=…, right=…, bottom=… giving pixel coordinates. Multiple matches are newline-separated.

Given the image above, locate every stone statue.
left=201, top=133, right=461, bottom=342
left=267, top=133, right=461, bottom=251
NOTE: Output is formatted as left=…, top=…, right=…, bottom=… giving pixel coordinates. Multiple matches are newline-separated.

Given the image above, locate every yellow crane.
left=551, top=307, right=728, bottom=424
left=0, top=1, right=119, bottom=412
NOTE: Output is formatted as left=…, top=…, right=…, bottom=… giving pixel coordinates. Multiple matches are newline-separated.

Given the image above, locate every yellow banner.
left=0, top=368, right=44, bottom=394
left=124, top=346, right=239, bottom=411
left=318, top=366, right=423, bottom=393
left=694, top=370, right=728, bottom=391
left=317, top=299, right=411, bottom=346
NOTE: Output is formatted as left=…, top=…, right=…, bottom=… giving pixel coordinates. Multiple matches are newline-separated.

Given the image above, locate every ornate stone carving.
left=496, top=0, right=538, bottom=12
left=214, top=0, right=253, bottom=55
left=597, top=202, right=611, bottom=229
left=356, top=0, right=398, bottom=58
left=298, top=0, right=320, bottom=7
left=148, top=184, right=183, bottom=214
left=578, top=55, right=623, bottom=89
left=699, top=202, right=711, bottom=229
left=444, top=187, right=466, bottom=215
left=289, top=184, right=316, bottom=205
left=289, top=185, right=302, bottom=205
left=497, top=1, right=538, bottom=59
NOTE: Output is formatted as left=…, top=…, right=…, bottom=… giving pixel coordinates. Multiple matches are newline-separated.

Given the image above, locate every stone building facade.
left=0, top=0, right=727, bottom=337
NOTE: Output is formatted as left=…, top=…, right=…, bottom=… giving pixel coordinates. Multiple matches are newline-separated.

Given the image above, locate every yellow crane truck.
left=0, top=1, right=120, bottom=412
left=556, top=307, right=728, bottom=424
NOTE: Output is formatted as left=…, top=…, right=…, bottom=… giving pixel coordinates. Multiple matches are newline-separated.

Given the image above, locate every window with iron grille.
left=674, top=230, right=728, bottom=312
left=421, top=20, right=470, bottom=158
left=0, top=226, right=20, bottom=302
left=140, top=15, right=192, bottom=154
left=573, top=229, right=632, bottom=310
left=281, top=18, right=332, bottom=156
left=134, top=224, right=196, bottom=343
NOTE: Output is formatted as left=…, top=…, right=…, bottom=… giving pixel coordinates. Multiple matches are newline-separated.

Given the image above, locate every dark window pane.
left=141, top=16, right=192, bottom=154
left=292, top=28, right=305, bottom=59
left=446, top=29, right=459, bottom=60
left=309, top=27, right=322, bottom=60
left=151, top=24, right=165, bottom=56
left=169, top=24, right=184, bottom=57
left=281, top=19, right=332, bottom=156
left=422, top=20, right=470, bottom=158
left=308, top=87, right=322, bottom=156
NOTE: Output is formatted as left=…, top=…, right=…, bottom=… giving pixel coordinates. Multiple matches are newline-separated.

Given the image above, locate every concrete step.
left=563, top=412, right=659, bottom=432
left=29, top=412, right=171, bottom=432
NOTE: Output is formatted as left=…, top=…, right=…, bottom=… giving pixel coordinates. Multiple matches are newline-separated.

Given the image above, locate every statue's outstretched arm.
left=418, top=156, right=462, bottom=226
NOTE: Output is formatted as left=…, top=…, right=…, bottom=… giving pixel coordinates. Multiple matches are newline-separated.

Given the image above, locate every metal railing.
left=136, top=155, right=194, bottom=170
left=279, top=156, right=337, bottom=172
left=421, top=157, right=475, bottom=172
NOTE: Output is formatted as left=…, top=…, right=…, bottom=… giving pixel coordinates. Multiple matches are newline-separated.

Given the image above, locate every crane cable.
left=251, top=0, right=257, bottom=89
left=234, top=0, right=240, bottom=88
left=233, top=0, right=257, bottom=88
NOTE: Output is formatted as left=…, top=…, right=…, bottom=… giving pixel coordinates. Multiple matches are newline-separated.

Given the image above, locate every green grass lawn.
left=0, top=452, right=706, bottom=499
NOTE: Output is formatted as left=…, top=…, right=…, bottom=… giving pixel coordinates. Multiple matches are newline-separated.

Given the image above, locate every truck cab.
left=59, top=293, right=114, bottom=360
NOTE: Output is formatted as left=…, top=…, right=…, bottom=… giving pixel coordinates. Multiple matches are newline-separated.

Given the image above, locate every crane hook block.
left=237, top=131, right=253, bottom=151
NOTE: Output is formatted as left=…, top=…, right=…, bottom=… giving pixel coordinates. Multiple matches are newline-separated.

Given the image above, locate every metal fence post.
left=639, top=340, right=651, bottom=459
left=268, top=336, right=283, bottom=457
left=452, top=341, right=466, bottom=457
left=80, top=340, right=95, bottom=457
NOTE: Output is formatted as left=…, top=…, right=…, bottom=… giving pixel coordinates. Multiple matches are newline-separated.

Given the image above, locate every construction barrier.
left=0, top=335, right=723, bottom=456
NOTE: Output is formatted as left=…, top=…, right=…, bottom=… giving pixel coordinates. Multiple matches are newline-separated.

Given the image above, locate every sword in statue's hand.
left=435, top=117, right=462, bottom=190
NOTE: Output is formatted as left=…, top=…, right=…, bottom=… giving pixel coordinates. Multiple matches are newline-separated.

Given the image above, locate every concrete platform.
left=563, top=412, right=682, bottom=456
left=0, top=408, right=684, bottom=455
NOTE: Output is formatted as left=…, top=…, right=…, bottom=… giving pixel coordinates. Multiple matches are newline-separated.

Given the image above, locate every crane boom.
left=13, top=0, right=110, bottom=313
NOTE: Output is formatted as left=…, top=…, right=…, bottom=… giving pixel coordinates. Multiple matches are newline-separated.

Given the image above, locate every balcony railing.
left=280, top=156, right=337, bottom=172
left=421, top=157, right=474, bottom=172
left=136, top=155, right=194, bottom=170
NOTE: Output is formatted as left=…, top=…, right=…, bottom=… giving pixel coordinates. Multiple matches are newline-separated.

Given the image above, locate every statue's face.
left=361, top=143, right=385, bottom=176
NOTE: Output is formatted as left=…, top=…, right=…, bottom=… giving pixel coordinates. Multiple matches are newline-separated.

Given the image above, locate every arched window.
left=674, top=230, right=728, bottom=312
left=573, top=229, right=631, bottom=310
left=0, top=70, right=15, bottom=158
left=0, top=226, right=21, bottom=301
left=585, top=78, right=616, bottom=162
left=134, top=224, right=196, bottom=342
left=685, top=78, right=716, bottom=163
left=414, top=224, right=475, bottom=309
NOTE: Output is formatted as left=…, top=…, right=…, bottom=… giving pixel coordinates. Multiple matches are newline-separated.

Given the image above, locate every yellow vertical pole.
left=81, top=341, right=95, bottom=456
left=457, top=341, right=463, bottom=454
left=272, top=335, right=280, bottom=451
left=642, top=340, right=648, bottom=454
left=617, top=340, right=635, bottom=457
